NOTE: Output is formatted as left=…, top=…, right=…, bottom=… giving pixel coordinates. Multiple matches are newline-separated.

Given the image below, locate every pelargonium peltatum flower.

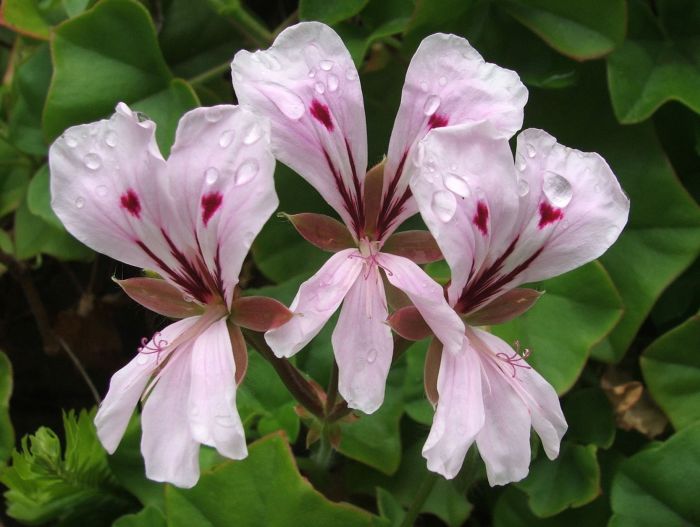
left=49, top=103, right=280, bottom=487
left=403, top=121, right=630, bottom=484
left=231, top=22, right=528, bottom=413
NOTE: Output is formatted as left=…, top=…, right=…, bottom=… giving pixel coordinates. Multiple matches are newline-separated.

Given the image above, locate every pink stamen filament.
left=495, top=341, right=532, bottom=378
left=138, top=331, right=169, bottom=363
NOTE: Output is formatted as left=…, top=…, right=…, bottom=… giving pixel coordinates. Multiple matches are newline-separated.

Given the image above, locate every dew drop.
left=65, top=134, right=78, bottom=148
left=135, top=111, right=150, bottom=123
left=314, top=81, right=325, bottom=94
left=431, top=190, right=457, bottom=222
left=95, top=185, right=108, bottom=197
left=319, top=59, right=333, bottom=71
left=83, top=153, right=101, bottom=171
left=183, top=293, right=194, bottom=303
left=443, top=172, right=471, bottom=198
left=525, top=143, right=536, bottom=158
left=104, top=131, right=117, bottom=148
left=413, top=143, right=426, bottom=167
left=327, top=74, right=339, bottom=92
left=136, top=354, right=149, bottom=365
left=205, top=167, right=219, bottom=185
left=517, top=178, right=529, bottom=197
left=74, top=196, right=85, bottom=209
left=218, top=129, right=235, bottom=148
left=345, top=67, right=358, bottom=80
left=308, top=69, right=316, bottom=78
left=516, top=154, right=527, bottom=171
left=594, top=184, right=601, bottom=193
left=235, top=159, right=259, bottom=185
left=243, top=122, right=263, bottom=145
left=263, top=83, right=305, bottom=120
left=215, top=413, right=236, bottom=428
left=205, top=107, right=223, bottom=123
left=367, top=348, right=377, bottom=364
left=542, top=172, right=573, bottom=208
left=420, top=81, right=429, bottom=92
left=438, top=76, right=447, bottom=86
left=423, top=95, right=441, bottom=116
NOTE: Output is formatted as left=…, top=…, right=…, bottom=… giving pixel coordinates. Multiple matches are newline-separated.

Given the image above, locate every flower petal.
left=507, top=128, right=630, bottom=284
left=407, top=122, right=520, bottom=306
left=188, top=318, right=247, bottom=460
left=232, top=22, right=367, bottom=235
left=141, top=346, right=200, bottom=488
left=377, top=253, right=465, bottom=355
left=423, top=341, right=484, bottom=479
left=377, top=33, right=527, bottom=237
left=331, top=264, right=393, bottom=414
left=473, top=328, right=566, bottom=460
left=265, top=249, right=363, bottom=357
left=94, top=317, right=197, bottom=454
left=166, top=105, right=278, bottom=305
left=49, top=103, right=171, bottom=272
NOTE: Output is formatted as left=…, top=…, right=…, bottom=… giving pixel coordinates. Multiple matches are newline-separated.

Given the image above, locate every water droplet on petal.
left=308, top=69, right=316, bottom=78
left=205, top=167, right=219, bottom=185
left=438, top=76, right=447, bottom=86
left=525, top=143, right=536, bottom=158
left=367, top=348, right=377, bottom=364
left=319, top=59, right=333, bottom=71
left=95, top=185, right=108, bottom=197
left=594, top=184, right=601, bottom=193
left=413, top=143, right=426, bottom=167
left=104, top=131, right=117, bottom=147
left=135, top=111, right=150, bottom=123
left=314, top=81, right=325, bottom=94
left=423, top=95, right=441, bottom=116
left=65, top=134, right=78, bottom=148
left=516, top=154, right=527, bottom=171
left=205, top=107, right=223, bottom=122
left=264, top=83, right=305, bottom=120
left=327, top=74, right=339, bottom=92
left=219, top=129, right=235, bottom=148
left=431, top=190, right=457, bottom=222
left=236, top=159, right=259, bottom=185
left=420, top=81, right=429, bottom=92
left=74, top=196, right=85, bottom=209
left=136, top=354, right=149, bottom=365
left=243, top=122, right=263, bottom=145
left=345, top=67, right=358, bottom=80
left=215, top=413, right=236, bottom=428
left=84, top=153, right=101, bottom=171
left=183, top=293, right=194, bottom=303
left=517, top=178, right=529, bottom=197
left=543, top=172, right=573, bottom=207
left=443, top=173, right=471, bottom=198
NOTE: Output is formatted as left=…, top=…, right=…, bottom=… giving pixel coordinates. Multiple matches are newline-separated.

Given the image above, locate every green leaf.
left=641, top=313, right=700, bottom=430
left=491, top=262, right=623, bottom=393
left=0, top=351, right=14, bottom=464
left=300, top=0, right=370, bottom=25
left=607, top=0, right=700, bottom=123
left=14, top=193, right=93, bottom=261
left=522, top=64, right=700, bottom=363
left=0, top=0, right=65, bottom=39
left=0, top=409, right=132, bottom=526
left=0, top=138, right=32, bottom=218
left=563, top=387, right=616, bottom=448
left=610, top=422, right=700, bottom=526
left=236, top=352, right=300, bottom=442
left=495, top=487, right=610, bottom=527
left=8, top=43, right=52, bottom=156
left=113, top=506, right=167, bottom=527
left=27, top=164, right=62, bottom=228
left=402, top=339, right=433, bottom=426
left=517, top=442, right=601, bottom=517
left=376, top=487, right=405, bottom=526
left=252, top=164, right=335, bottom=283
left=165, top=434, right=386, bottom=526
left=498, top=0, right=626, bottom=60
left=338, top=388, right=403, bottom=475
left=44, top=0, right=198, bottom=153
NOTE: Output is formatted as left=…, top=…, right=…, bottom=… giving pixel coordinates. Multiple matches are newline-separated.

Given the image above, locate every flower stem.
left=188, top=62, right=232, bottom=86
left=400, top=471, right=438, bottom=527
left=325, top=361, right=339, bottom=415
left=242, top=329, right=325, bottom=419
left=225, top=5, right=273, bottom=48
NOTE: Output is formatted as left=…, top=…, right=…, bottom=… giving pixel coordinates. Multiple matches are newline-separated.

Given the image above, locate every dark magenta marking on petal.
left=201, top=192, right=223, bottom=226
left=310, top=99, right=334, bottom=131
left=473, top=201, right=489, bottom=236
left=120, top=189, right=141, bottom=218
left=538, top=202, right=563, bottom=228
left=376, top=150, right=411, bottom=239
left=428, top=113, right=449, bottom=129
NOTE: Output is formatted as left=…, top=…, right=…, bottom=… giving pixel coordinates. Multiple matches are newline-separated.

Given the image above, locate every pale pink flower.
left=407, top=121, right=630, bottom=484
left=49, top=103, right=278, bottom=487
left=231, top=22, right=528, bottom=413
